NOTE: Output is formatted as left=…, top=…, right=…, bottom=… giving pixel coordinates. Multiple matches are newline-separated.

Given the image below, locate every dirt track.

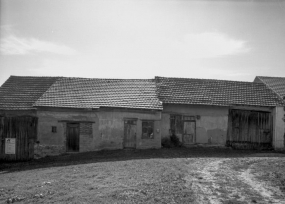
left=186, top=156, right=285, bottom=204
left=0, top=148, right=285, bottom=203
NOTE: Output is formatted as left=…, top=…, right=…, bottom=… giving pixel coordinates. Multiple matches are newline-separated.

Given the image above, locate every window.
left=170, top=115, right=183, bottom=134
left=142, top=121, right=154, bottom=139
left=52, top=126, right=57, bottom=133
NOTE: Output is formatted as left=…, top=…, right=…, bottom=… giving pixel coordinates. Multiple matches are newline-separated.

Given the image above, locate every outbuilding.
left=0, top=76, right=162, bottom=159
left=155, top=76, right=284, bottom=150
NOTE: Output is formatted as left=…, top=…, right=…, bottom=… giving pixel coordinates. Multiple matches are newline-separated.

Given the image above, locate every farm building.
left=254, top=76, right=285, bottom=146
left=0, top=76, right=162, bottom=160
left=0, top=75, right=284, bottom=160
left=0, top=76, right=61, bottom=160
left=155, top=76, right=285, bottom=150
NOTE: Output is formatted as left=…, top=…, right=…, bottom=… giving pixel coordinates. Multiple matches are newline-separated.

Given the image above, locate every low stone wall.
left=34, top=144, right=65, bottom=159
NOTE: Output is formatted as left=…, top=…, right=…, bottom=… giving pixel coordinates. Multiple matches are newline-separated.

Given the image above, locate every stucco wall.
left=36, top=110, right=97, bottom=157
left=273, top=106, right=285, bottom=149
left=96, top=111, right=161, bottom=150
left=161, top=104, right=228, bottom=145
left=36, top=108, right=161, bottom=157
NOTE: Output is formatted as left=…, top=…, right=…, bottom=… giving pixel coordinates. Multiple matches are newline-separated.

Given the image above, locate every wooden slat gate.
left=227, top=109, right=272, bottom=150
left=0, top=116, right=38, bottom=161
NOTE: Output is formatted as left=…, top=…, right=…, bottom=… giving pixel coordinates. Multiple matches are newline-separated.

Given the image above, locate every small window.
left=52, top=126, right=57, bottom=133
left=142, top=121, right=154, bottom=139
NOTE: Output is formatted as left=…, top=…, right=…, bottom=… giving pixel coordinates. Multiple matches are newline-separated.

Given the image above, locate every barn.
left=0, top=75, right=284, bottom=160
left=0, top=76, right=162, bottom=160
left=0, top=76, right=60, bottom=160
left=155, top=76, right=284, bottom=150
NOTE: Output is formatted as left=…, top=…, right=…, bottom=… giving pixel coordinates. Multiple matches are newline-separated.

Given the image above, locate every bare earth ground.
left=0, top=147, right=285, bottom=204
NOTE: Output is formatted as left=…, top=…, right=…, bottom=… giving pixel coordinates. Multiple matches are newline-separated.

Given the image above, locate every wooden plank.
left=227, top=109, right=272, bottom=150
left=0, top=116, right=37, bottom=161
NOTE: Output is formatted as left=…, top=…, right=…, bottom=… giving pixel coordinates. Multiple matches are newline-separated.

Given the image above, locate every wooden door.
left=0, top=116, right=37, bottom=161
left=67, top=123, right=79, bottom=152
left=228, top=109, right=272, bottom=149
left=124, top=120, right=137, bottom=149
left=183, top=121, right=195, bottom=144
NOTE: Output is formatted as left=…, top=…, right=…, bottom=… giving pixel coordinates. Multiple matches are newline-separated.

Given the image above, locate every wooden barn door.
left=124, top=119, right=137, bottom=149
left=183, top=121, right=196, bottom=144
left=0, top=116, right=37, bottom=161
left=67, top=123, right=79, bottom=152
left=227, top=109, right=272, bottom=149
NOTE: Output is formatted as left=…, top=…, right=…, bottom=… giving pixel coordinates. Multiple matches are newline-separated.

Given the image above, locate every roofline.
left=7, top=75, right=157, bottom=82
left=256, top=76, right=285, bottom=79
left=155, top=76, right=256, bottom=84
left=34, top=105, right=163, bottom=111
left=9, top=75, right=63, bottom=79
left=162, top=102, right=279, bottom=108
left=0, top=108, right=37, bottom=111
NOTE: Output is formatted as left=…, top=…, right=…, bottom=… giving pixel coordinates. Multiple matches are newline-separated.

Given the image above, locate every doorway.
left=124, top=119, right=137, bottom=149
left=67, top=123, right=79, bottom=152
left=183, top=120, right=196, bottom=145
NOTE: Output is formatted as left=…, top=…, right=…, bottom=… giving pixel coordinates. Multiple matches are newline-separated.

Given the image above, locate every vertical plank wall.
left=227, top=109, right=272, bottom=149
left=0, top=116, right=38, bottom=161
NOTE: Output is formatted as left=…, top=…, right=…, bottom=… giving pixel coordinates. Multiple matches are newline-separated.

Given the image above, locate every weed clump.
left=161, top=133, right=182, bottom=148
left=170, top=134, right=181, bottom=147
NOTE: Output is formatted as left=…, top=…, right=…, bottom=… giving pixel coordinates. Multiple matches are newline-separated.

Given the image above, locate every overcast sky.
left=0, top=0, right=284, bottom=85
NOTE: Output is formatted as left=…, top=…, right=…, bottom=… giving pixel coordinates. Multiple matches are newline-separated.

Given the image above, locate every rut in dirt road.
left=185, top=158, right=285, bottom=204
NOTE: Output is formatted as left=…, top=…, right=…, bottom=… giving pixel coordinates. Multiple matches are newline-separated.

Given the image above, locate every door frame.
left=66, top=122, right=80, bottom=152
left=123, top=118, right=137, bottom=149
left=182, top=116, right=196, bottom=144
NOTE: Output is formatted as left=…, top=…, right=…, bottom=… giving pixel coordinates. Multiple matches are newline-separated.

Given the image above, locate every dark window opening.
left=142, top=121, right=154, bottom=139
left=52, top=126, right=57, bottom=133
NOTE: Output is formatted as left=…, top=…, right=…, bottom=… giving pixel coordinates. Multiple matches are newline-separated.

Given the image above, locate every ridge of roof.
left=155, top=76, right=255, bottom=84
left=62, top=77, right=154, bottom=81
left=8, top=75, right=153, bottom=81
left=256, top=76, right=285, bottom=79
left=9, top=75, right=63, bottom=78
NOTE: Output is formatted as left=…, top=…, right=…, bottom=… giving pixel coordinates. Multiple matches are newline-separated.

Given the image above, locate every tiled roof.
left=0, top=76, right=61, bottom=110
left=254, top=76, right=285, bottom=100
left=34, top=77, right=163, bottom=110
left=155, top=76, right=283, bottom=107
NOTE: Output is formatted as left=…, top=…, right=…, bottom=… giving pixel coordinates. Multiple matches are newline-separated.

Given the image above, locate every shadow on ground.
left=0, top=147, right=284, bottom=173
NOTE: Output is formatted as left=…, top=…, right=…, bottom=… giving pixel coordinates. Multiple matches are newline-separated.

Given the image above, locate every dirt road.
left=186, top=156, right=285, bottom=204
left=0, top=148, right=285, bottom=203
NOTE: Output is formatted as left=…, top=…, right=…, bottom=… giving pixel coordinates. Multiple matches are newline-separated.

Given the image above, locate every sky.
left=0, top=0, right=284, bottom=86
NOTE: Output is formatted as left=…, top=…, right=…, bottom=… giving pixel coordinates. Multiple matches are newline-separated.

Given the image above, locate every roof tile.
left=255, top=76, right=285, bottom=100
left=155, top=76, right=283, bottom=107
left=0, top=76, right=61, bottom=110
left=34, top=77, right=163, bottom=110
